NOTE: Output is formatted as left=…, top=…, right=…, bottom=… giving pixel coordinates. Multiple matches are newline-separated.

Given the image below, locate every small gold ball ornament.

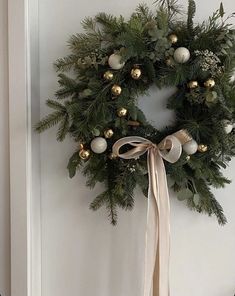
left=104, top=129, right=114, bottom=139
left=103, top=71, right=114, bottom=81
left=108, top=152, right=118, bottom=160
left=131, top=68, right=142, bottom=80
left=187, top=80, right=199, bottom=89
left=117, top=107, right=127, bottom=117
left=168, top=33, right=178, bottom=44
left=111, top=84, right=122, bottom=96
left=79, top=149, right=91, bottom=160
left=204, top=78, right=215, bottom=89
left=197, top=144, right=208, bottom=153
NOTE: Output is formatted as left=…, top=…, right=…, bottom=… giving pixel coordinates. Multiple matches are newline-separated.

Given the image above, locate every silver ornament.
left=108, top=54, right=125, bottom=70
left=183, top=139, right=198, bottom=155
left=174, top=47, right=190, bottom=64
left=90, top=137, right=107, bottom=154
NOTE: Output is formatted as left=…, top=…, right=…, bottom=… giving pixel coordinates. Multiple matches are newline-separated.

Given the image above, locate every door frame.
left=8, top=0, right=41, bottom=295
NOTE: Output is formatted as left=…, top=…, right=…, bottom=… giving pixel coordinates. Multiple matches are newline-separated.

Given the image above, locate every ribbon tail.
left=144, top=150, right=159, bottom=296
left=144, top=149, right=170, bottom=296
left=153, top=155, right=170, bottom=296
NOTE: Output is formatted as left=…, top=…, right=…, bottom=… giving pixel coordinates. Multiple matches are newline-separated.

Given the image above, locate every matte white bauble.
left=108, top=54, right=125, bottom=70
left=90, top=137, right=107, bottom=154
left=223, top=120, right=233, bottom=134
left=183, top=139, right=198, bottom=155
left=173, top=47, right=190, bottom=63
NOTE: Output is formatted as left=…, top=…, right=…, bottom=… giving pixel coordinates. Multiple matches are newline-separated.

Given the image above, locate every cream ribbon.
left=112, top=130, right=191, bottom=296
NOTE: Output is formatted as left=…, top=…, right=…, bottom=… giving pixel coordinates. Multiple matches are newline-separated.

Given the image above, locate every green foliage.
left=187, top=0, right=196, bottom=36
left=67, top=150, right=83, bottom=178
left=35, top=1, right=235, bottom=225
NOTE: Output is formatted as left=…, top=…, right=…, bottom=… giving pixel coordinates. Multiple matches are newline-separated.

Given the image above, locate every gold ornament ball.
left=187, top=80, right=198, bottom=89
left=131, top=68, right=142, bottom=80
left=197, top=144, right=208, bottom=153
left=168, top=33, right=178, bottom=44
left=104, top=129, right=114, bottom=139
left=103, top=70, right=114, bottom=81
left=108, top=152, right=118, bottom=160
left=204, top=78, right=215, bottom=88
left=79, top=149, right=91, bottom=160
left=111, top=84, right=122, bottom=96
left=117, top=107, right=127, bottom=117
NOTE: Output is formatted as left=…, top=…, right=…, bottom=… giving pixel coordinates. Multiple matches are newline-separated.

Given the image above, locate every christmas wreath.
left=35, top=0, right=235, bottom=225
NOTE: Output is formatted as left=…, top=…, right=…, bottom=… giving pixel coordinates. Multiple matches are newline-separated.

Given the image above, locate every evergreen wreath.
left=35, top=0, right=235, bottom=225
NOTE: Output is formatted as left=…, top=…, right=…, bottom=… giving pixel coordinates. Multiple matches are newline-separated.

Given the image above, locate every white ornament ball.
left=108, top=54, right=125, bottom=70
left=90, top=137, right=107, bottom=154
left=223, top=120, right=233, bottom=134
left=183, top=139, right=198, bottom=155
left=173, top=47, right=191, bottom=64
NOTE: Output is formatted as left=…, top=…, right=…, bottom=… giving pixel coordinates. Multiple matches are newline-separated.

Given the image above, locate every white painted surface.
left=0, top=0, right=10, bottom=295
left=38, top=1, right=235, bottom=296
left=8, top=0, right=42, bottom=295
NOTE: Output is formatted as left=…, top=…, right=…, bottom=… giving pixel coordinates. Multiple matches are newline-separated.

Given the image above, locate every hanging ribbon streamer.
left=112, top=130, right=191, bottom=296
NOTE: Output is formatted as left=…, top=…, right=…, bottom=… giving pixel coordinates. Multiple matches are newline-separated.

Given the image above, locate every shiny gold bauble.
left=187, top=80, right=199, bottom=89
left=131, top=68, right=142, bottom=80
left=103, top=70, right=114, bottom=81
left=197, top=144, right=208, bottom=153
left=204, top=78, right=215, bottom=88
left=168, top=33, right=178, bottom=44
left=111, top=84, right=122, bottom=96
left=117, top=107, right=127, bottom=117
left=79, top=149, right=91, bottom=160
left=104, top=129, right=114, bottom=139
left=108, top=152, right=118, bottom=160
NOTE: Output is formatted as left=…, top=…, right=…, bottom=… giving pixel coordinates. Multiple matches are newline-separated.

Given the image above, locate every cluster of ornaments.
left=187, top=78, right=216, bottom=89
left=79, top=34, right=234, bottom=161
left=182, top=119, right=234, bottom=158
left=183, top=140, right=208, bottom=156
left=79, top=128, right=116, bottom=160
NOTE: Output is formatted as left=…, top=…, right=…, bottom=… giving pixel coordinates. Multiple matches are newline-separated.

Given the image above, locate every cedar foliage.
left=35, top=1, right=235, bottom=225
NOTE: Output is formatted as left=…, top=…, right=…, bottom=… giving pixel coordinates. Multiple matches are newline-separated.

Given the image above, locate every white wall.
left=0, top=0, right=10, bottom=295
left=39, top=1, right=235, bottom=296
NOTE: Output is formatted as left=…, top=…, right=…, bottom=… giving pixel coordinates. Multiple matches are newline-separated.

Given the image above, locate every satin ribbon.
left=112, top=130, right=191, bottom=296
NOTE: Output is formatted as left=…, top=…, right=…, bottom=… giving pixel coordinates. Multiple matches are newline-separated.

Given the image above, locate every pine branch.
left=55, top=74, right=79, bottom=100
left=56, top=114, right=70, bottom=141
left=194, top=178, right=227, bottom=225
left=132, top=3, right=154, bottom=22
left=67, top=150, right=83, bottom=178
left=107, top=196, right=118, bottom=225
left=90, top=191, right=109, bottom=211
left=34, top=111, right=66, bottom=133
left=154, top=0, right=182, bottom=20
left=46, top=99, right=66, bottom=111
left=54, top=54, right=78, bottom=72
left=95, top=13, right=124, bottom=36
left=90, top=190, right=118, bottom=225
left=187, top=0, right=196, bottom=36
left=210, top=195, right=227, bottom=225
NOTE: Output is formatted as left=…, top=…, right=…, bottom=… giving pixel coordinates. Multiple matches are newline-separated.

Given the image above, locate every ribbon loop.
left=112, top=130, right=191, bottom=296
